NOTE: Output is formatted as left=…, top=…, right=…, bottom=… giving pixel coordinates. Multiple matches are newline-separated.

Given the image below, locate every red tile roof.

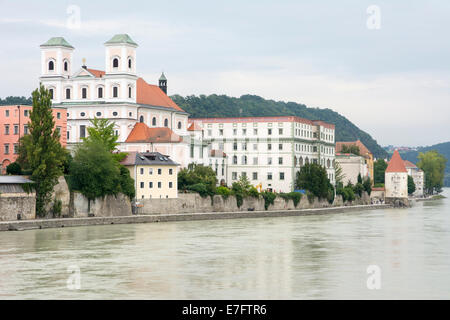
left=386, top=150, right=407, bottom=173
left=87, top=68, right=105, bottom=78
left=336, top=140, right=372, bottom=156
left=136, top=78, right=183, bottom=112
left=188, top=122, right=203, bottom=131
left=125, top=122, right=182, bottom=143
left=403, top=160, right=417, bottom=168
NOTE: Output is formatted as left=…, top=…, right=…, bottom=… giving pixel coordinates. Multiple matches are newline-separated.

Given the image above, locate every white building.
left=188, top=116, right=336, bottom=193
left=385, top=150, right=408, bottom=200
left=39, top=35, right=190, bottom=166
left=335, top=153, right=367, bottom=185
left=404, top=160, right=425, bottom=197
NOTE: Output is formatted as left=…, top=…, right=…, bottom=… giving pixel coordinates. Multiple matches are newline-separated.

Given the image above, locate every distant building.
left=0, top=105, right=67, bottom=174
left=335, top=153, right=366, bottom=185
left=121, top=151, right=179, bottom=199
left=385, top=150, right=408, bottom=202
left=0, top=176, right=35, bottom=221
left=403, top=160, right=424, bottom=197
left=336, top=140, right=374, bottom=182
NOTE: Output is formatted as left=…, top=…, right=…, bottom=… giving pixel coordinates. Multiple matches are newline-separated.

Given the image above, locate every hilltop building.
left=38, top=35, right=189, bottom=166
left=404, top=160, right=424, bottom=197
left=0, top=105, right=67, bottom=174
left=188, top=116, right=336, bottom=193
left=121, top=151, right=179, bottom=199
left=385, top=150, right=408, bottom=205
left=336, top=140, right=374, bottom=182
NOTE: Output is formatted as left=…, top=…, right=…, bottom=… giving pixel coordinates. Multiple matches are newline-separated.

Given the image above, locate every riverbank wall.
left=0, top=203, right=390, bottom=232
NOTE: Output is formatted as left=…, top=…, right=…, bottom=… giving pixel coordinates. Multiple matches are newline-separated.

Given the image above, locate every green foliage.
left=118, top=165, right=136, bottom=200
left=17, top=85, right=66, bottom=217
left=248, top=186, right=260, bottom=198
left=374, top=183, right=385, bottom=188
left=6, top=162, right=22, bottom=175
left=337, top=186, right=356, bottom=202
left=279, top=192, right=303, bottom=207
left=231, top=175, right=258, bottom=207
left=363, top=178, right=372, bottom=195
left=261, top=191, right=276, bottom=210
left=295, top=163, right=330, bottom=199
left=178, top=163, right=217, bottom=196
left=327, top=182, right=335, bottom=204
left=354, top=182, right=364, bottom=197
left=417, top=150, right=447, bottom=194
left=306, top=191, right=315, bottom=204
left=215, top=186, right=231, bottom=199
left=186, top=183, right=209, bottom=198
left=171, top=94, right=388, bottom=159
left=52, top=199, right=62, bottom=218
left=407, top=175, right=416, bottom=195
left=357, top=173, right=363, bottom=184
left=341, top=144, right=360, bottom=155
left=334, top=161, right=345, bottom=186
left=374, top=159, right=388, bottom=184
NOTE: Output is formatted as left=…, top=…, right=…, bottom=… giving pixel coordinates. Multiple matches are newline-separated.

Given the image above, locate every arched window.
left=113, top=58, right=119, bottom=68
left=82, top=87, right=87, bottom=99
left=299, top=157, right=304, bottom=167
left=152, top=117, right=156, bottom=126
left=128, top=86, right=132, bottom=98
left=113, top=86, right=118, bottom=98
left=164, top=119, right=168, bottom=127
left=64, top=61, right=68, bottom=72
left=327, top=159, right=331, bottom=168
left=98, top=87, right=103, bottom=98
left=65, top=88, right=71, bottom=100
left=177, top=121, right=182, bottom=129
left=128, top=58, right=132, bottom=69
left=48, top=60, right=54, bottom=71
left=139, top=116, right=144, bottom=123
left=49, top=88, right=54, bottom=99
left=305, top=157, right=309, bottom=164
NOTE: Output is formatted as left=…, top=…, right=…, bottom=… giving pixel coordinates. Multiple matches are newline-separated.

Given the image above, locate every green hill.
left=391, top=142, right=450, bottom=187
left=171, top=94, right=388, bottom=159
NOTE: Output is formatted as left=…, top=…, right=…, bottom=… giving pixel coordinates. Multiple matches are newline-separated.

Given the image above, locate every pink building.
left=0, top=105, right=67, bottom=174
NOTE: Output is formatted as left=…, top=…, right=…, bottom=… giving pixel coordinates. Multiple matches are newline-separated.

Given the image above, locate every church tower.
left=159, top=72, right=167, bottom=94
left=104, top=34, right=138, bottom=75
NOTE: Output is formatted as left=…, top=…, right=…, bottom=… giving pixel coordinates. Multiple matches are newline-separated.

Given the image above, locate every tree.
left=407, top=175, right=416, bottom=195
left=363, top=177, right=372, bottom=195
left=374, top=159, right=388, bottom=184
left=357, top=173, right=363, bottom=184
left=84, top=118, right=126, bottom=162
left=178, top=163, right=217, bottom=196
left=17, top=85, right=66, bottom=216
left=334, top=161, right=345, bottom=187
left=6, top=162, right=22, bottom=175
left=417, top=150, right=447, bottom=194
left=294, top=163, right=330, bottom=199
left=341, top=144, right=360, bottom=155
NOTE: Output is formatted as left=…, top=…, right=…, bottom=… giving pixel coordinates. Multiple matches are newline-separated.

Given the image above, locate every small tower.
left=40, top=37, right=74, bottom=77
left=104, top=34, right=138, bottom=74
left=385, top=149, right=409, bottom=206
left=159, top=72, right=167, bottom=94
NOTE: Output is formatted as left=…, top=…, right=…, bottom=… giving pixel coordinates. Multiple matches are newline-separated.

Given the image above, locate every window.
left=280, top=172, right=285, bottom=180
left=56, top=127, right=61, bottom=135
left=252, top=172, right=258, bottom=180
left=268, top=157, right=272, bottom=165
left=48, top=60, right=54, bottom=71
left=278, top=157, right=283, bottom=165
left=268, top=143, right=272, bottom=151
left=279, top=128, right=283, bottom=135
left=164, top=119, right=168, bottom=127
left=66, top=88, right=71, bottom=99
left=13, top=144, right=19, bottom=154
left=113, top=58, right=119, bottom=68
left=115, top=130, right=119, bottom=136
left=158, top=168, right=162, bottom=175
left=129, top=112, right=133, bottom=117
left=208, top=129, right=212, bottom=136
left=169, top=182, right=173, bottom=188
left=149, top=182, right=153, bottom=188
left=80, top=125, right=86, bottom=138
left=169, top=168, right=173, bottom=175
left=128, top=86, right=132, bottom=98
left=177, top=121, right=182, bottom=130
left=233, top=142, right=238, bottom=151
left=279, top=143, right=283, bottom=150
left=242, top=142, right=247, bottom=151
left=219, top=129, right=223, bottom=136
left=232, top=172, right=237, bottom=180
left=158, top=182, right=162, bottom=188
left=233, top=156, right=237, bottom=164
left=5, top=110, right=9, bottom=117
left=128, top=58, right=132, bottom=69
left=267, top=172, right=273, bottom=180
left=149, top=168, right=153, bottom=175
left=243, top=129, right=247, bottom=135
left=140, top=168, right=144, bottom=175
left=139, top=115, right=144, bottom=123
left=4, top=144, right=9, bottom=155
left=14, top=125, right=19, bottom=135
left=140, top=182, right=144, bottom=189
left=253, top=157, right=258, bottom=165
left=98, top=87, right=103, bottom=98
left=113, top=112, right=118, bottom=116
left=253, top=129, right=258, bottom=135
left=57, top=112, right=61, bottom=119
left=80, top=112, right=86, bottom=117
left=96, top=112, right=102, bottom=117
left=242, top=156, right=247, bottom=165
left=113, top=86, right=118, bottom=98
left=49, top=88, right=54, bottom=99
left=253, top=144, right=258, bottom=151
left=268, top=128, right=272, bottom=135
left=4, top=125, right=9, bottom=135
left=152, top=117, right=156, bottom=126
left=64, top=61, right=68, bottom=71
left=24, top=125, right=29, bottom=135
left=233, top=129, right=237, bottom=135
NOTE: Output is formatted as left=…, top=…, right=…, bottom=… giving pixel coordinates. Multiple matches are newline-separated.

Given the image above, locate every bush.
left=52, top=199, right=62, bottom=217
left=306, top=191, right=315, bottom=204
left=374, top=183, right=384, bottom=188
left=295, top=163, right=329, bottom=199
left=327, top=183, right=335, bottom=204
left=178, top=163, right=217, bottom=196
left=354, top=183, right=364, bottom=197
left=187, top=183, right=209, bottom=198
left=363, top=178, right=372, bottom=195
left=215, top=186, right=231, bottom=199
left=337, top=187, right=356, bottom=202
left=248, top=186, right=259, bottom=198
left=279, top=192, right=302, bottom=207
left=261, top=191, right=276, bottom=210
left=6, top=162, right=22, bottom=175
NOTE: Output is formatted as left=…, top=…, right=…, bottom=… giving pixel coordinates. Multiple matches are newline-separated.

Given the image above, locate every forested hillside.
left=171, top=94, right=388, bottom=158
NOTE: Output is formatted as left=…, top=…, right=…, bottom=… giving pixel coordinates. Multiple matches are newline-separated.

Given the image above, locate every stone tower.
left=385, top=149, right=409, bottom=206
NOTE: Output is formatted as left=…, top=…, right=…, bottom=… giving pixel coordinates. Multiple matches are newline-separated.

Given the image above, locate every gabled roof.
left=87, top=68, right=105, bottom=78
left=105, top=34, right=138, bottom=46
left=41, top=37, right=74, bottom=49
left=403, top=160, right=417, bottom=168
left=336, top=140, right=372, bottom=156
left=136, top=78, right=184, bottom=112
left=125, top=122, right=182, bottom=144
left=386, top=150, right=407, bottom=173
left=121, top=151, right=179, bottom=166
left=188, top=122, right=202, bottom=131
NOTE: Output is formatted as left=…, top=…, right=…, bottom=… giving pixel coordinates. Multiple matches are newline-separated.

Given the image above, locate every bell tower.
left=104, top=34, right=138, bottom=75
left=159, top=72, right=167, bottom=94
left=40, top=37, right=74, bottom=77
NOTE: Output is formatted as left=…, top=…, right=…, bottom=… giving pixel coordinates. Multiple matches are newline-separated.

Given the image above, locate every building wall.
left=0, top=193, right=36, bottom=221
left=385, top=172, right=408, bottom=199
left=0, top=105, right=67, bottom=174
left=127, top=164, right=178, bottom=199
left=407, top=168, right=424, bottom=197
left=335, top=154, right=366, bottom=185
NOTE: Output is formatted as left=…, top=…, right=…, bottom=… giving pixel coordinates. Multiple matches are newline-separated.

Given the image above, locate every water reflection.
left=0, top=189, right=449, bottom=299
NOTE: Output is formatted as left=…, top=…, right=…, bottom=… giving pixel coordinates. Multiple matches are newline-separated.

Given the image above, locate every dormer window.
left=113, top=58, right=119, bottom=68
left=48, top=60, right=54, bottom=71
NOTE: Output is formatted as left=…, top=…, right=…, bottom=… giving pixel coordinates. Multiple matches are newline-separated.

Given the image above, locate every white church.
left=39, top=34, right=191, bottom=167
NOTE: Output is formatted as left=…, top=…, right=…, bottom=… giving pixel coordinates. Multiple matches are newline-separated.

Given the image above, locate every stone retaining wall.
left=0, top=194, right=36, bottom=221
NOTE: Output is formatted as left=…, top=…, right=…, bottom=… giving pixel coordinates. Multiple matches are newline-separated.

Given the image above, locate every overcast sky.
left=1, top=0, right=449, bottom=147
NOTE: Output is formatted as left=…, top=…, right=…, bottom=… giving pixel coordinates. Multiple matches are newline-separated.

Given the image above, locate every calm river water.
left=1, top=189, right=449, bottom=299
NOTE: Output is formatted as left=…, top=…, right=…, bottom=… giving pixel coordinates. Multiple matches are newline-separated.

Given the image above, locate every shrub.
left=306, top=191, right=315, bottom=204
left=363, top=178, right=372, bottom=195
left=6, top=162, right=22, bottom=175
left=374, top=183, right=384, bottom=188
left=327, top=183, right=335, bottom=204
left=52, top=199, right=62, bottom=217
left=279, top=192, right=302, bottom=207
left=248, top=186, right=260, bottom=198
left=186, top=183, right=209, bottom=198
left=354, top=183, right=364, bottom=197
left=295, top=163, right=329, bottom=199
left=344, top=187, right=355, bottom=201
left=261, top=191, right=276, bottom=210
left=215, top=186, right=231, bottom=199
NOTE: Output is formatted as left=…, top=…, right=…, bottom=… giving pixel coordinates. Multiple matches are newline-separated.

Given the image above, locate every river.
left=0, top=188, right=449, bottom=299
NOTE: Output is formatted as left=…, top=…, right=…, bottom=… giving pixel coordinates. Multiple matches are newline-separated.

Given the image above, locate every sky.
left=1, top=0, right=450, bottom=147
